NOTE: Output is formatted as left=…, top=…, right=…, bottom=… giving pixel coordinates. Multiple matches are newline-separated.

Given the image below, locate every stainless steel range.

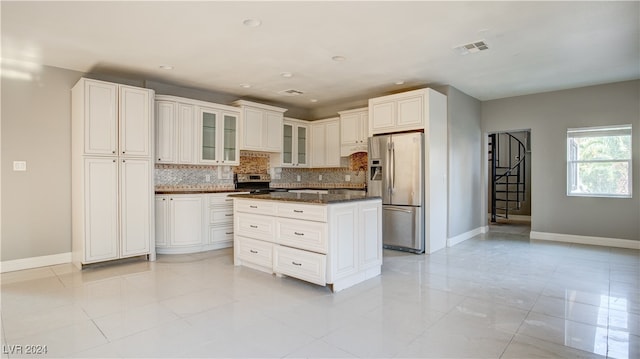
left=234, top=173, right=286, bottom=194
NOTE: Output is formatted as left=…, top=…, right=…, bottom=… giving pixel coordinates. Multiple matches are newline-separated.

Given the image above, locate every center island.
left=230, top=192, right=382, bottom=292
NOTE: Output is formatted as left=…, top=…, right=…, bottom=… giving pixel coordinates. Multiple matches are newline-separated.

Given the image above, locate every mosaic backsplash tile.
left=155, top=151, right=368, bottom=191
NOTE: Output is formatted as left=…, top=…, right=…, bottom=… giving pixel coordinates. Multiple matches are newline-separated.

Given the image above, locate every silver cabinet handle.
left=294, top=232, right=304, bottom=236
left=250, top=205, right=258, bottom=209
left=292, top=261, right=302, bottom=266
left=225, top=232, right=233, bottom=235
left=293, top=210, right=304, bottom=213
left=249, top=225, right=258, bottom=228
left=225, top=214, right=233, bottom=217
left=250, top=250, right=258, bottom=254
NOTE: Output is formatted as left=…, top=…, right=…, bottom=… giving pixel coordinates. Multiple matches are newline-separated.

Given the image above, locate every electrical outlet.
left=205, top=174, right=211, bottom=182
left=318, top=174, right=322, bottom=181
left=345, top=174, right=351, bottom=182
left=13, top=161, right=27, bottom=171
left=297, top=175, right=301, bottom=182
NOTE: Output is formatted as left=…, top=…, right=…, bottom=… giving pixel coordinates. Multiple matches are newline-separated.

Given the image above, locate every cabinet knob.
left=158, top=158, right=161, bottom=161
left=122, top=151, right=125, bottom=154
left=122, top=160, right=126, bottom=163
left=112, top=151, right=116, bottom=154
left=112, top=159, right=116, bottom=163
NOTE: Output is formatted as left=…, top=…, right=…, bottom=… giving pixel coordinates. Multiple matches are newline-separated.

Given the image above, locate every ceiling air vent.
left=278, top=89, right=304, bottom=96
left=454, top=40, right=489, bottom=55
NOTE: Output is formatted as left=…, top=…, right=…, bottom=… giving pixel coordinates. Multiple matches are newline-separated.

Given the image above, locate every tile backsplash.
left=155, top=151, right=368, bottom=191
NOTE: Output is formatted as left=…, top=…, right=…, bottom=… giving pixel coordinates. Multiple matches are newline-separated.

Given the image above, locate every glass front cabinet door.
left=199, top=107, right=239, bottom=165
left=282, top=120, right=308, bottom=167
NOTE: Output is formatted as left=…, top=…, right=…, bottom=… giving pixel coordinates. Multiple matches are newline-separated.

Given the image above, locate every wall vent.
left=454, top=40, right=489, bottom=55
left=278, top=89, right=304, bottom=96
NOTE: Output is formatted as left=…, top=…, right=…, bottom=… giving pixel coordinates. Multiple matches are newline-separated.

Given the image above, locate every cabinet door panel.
left=340, top=114, right=359, bottom=144
left=222, top=112, right=238, bottom=164
left=325, top=121, right=341, bottom=166
left=85, top=81, right=117, bottom=155
left=170, top=197, right=203, bottom=246
left=155, top=197, right=169, bottom=247
left=120, top=159, right=151, bottom=257
left=84, top=158, right=118, bottom=262
left=242, top=108, right=264, bottom=149
left=297, top=125, right=308, bottom=166
left=282, top=123, right=294, bottom=165
left=178, top=103, right=197, bottom=164
left=120, top=86, right=152, bottom=157
left=265, top=111, right=283, bottom=151
left=360, top=202, right=382, bottom=268
left=155, top=101, right=176, bottom=163
left=310, top=124, right=326, bottom=167
left=370, top=101, right=395, bottom=132
left=397, top=95, right=423, bottom=128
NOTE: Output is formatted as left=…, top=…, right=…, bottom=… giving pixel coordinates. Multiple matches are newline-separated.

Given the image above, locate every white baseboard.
left=447, top=226, right=489, bottom=247
left=530, top=231, right=640, bottom=250
left=0, top=252, right=72, bottom=273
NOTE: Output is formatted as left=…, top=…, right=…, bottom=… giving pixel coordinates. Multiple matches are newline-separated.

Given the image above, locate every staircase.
left=489, top=133, right=527, bottom=223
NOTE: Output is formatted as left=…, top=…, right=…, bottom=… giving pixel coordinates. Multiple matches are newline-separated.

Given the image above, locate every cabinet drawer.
left=209, top=225, right=234, bottom=245
left=235, top=199, right=275, bottom=215
left=236, top=213, right=275, bottom=242
left=210, top=208, right=234, bottom=224
left=276, top=202, right=327, bottom=222
left=209, top=193, right=244, bottom=206
left=276, top=219, right=327, bottom=254
left=274, top=245, right=326, bottom=286
left=237, top=236, right=273, bottom=268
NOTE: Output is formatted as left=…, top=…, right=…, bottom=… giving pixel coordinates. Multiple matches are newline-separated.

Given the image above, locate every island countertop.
left=229, top=191, right=380, bottom=204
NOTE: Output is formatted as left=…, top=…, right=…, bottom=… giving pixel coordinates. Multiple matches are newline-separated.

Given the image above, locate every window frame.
left=566, top=124, right=632, bottom=198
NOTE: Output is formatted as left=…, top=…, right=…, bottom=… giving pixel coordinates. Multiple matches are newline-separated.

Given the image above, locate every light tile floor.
left=1, top=229, right=638, bottom=358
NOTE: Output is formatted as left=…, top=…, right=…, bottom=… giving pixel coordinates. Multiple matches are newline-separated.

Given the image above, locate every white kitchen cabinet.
left=72, top=78, right=155, bottom=268
left=77, top=157, right=153, bottom=264
left=233, top=197, right=382, bottom=291
left=155, top=192, right=244, bottom=254
left=155, top=194, right=203, bottom=252
left=282, top=118, right=309, bottom=167
left=199, top=107, right=239, bottom=165
left=155, top=101, right=177, bottom=163
left=311, top=117, right=341, bottom=167
left=232, top=100, right=287, bottom=152
left=369, top=89, right=425, bottom=135
left=77, top=79, right=152, bottom=157
left=155, top=99, right=198, bottom=164
left=82, top=157, right=119, bottom=262
left=120, top=159, right=153, bottom=256
left=339, top=108, right=368, bottom=156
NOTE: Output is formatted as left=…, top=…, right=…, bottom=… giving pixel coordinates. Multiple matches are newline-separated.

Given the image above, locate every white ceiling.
left=2, top=1, right=639, bottom=110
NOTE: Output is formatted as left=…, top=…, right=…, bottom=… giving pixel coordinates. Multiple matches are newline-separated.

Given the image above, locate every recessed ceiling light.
left=159, top=65, right=173, bottom=70
left=243, top=18, right=261, bottom=27
left=310, top=99, right=318, bottom=103
left=332, top=55, right=346, bottom=62
left=280, top=72, right=293, bottom=78
left=240, top=83, right=252, bottom=89
left=395, top=80, right=405, bottom=85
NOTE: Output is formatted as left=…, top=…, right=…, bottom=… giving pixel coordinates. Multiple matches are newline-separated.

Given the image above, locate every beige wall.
left=1, top=66, right=84, bottom=261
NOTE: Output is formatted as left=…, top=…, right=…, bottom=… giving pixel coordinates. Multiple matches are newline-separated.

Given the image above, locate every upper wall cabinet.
left=155, top=95, right=239, bottom=166
left=282, top=118, right=309, bottom=167
left=338, top=107, right=368, bottom=156
left=232, top=100, right=287, bottom=152
left=75, top=78, right=153, bottom=157
left=311, top=117, right=341, bottom=168
left=199, top=107, right=239, bottom=165
left=368, top=89, right=426, bottom=135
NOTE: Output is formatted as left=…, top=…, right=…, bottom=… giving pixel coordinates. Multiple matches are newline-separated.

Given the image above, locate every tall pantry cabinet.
left=72, top=78, right=155, bottom=267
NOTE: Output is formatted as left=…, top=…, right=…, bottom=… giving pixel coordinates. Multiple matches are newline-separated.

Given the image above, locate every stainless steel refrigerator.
left=368, top=132, right=424, bottom=253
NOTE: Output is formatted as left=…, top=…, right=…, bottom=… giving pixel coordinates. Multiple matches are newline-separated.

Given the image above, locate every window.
left=567, top=125, right=632, bottom=198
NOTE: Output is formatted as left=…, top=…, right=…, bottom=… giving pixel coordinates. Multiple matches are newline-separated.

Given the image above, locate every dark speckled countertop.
left=155, top=189, right=247, bottom=195
left=229, top=191, right=381, bottom=204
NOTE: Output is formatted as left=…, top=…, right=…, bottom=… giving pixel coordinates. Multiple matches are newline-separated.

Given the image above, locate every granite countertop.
left=229, top=191, right=381, bottom=204
left=155, top=189, right=246, bottom=194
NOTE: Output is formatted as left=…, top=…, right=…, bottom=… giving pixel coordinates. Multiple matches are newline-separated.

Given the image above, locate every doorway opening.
left=487, top=130, right=532, bottom=234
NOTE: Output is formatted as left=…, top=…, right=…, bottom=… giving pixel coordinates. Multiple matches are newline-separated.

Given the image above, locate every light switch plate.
left=13, top=161, right=27, bottom=171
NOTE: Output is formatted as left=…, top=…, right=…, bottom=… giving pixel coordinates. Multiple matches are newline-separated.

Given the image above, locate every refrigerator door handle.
left=384, top=207, right=413, bottom=214
left=390, top=142, right=395, bottom=191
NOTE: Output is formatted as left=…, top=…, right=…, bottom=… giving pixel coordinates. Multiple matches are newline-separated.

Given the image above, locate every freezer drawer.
left=382, top=205, right=424, bottom=253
